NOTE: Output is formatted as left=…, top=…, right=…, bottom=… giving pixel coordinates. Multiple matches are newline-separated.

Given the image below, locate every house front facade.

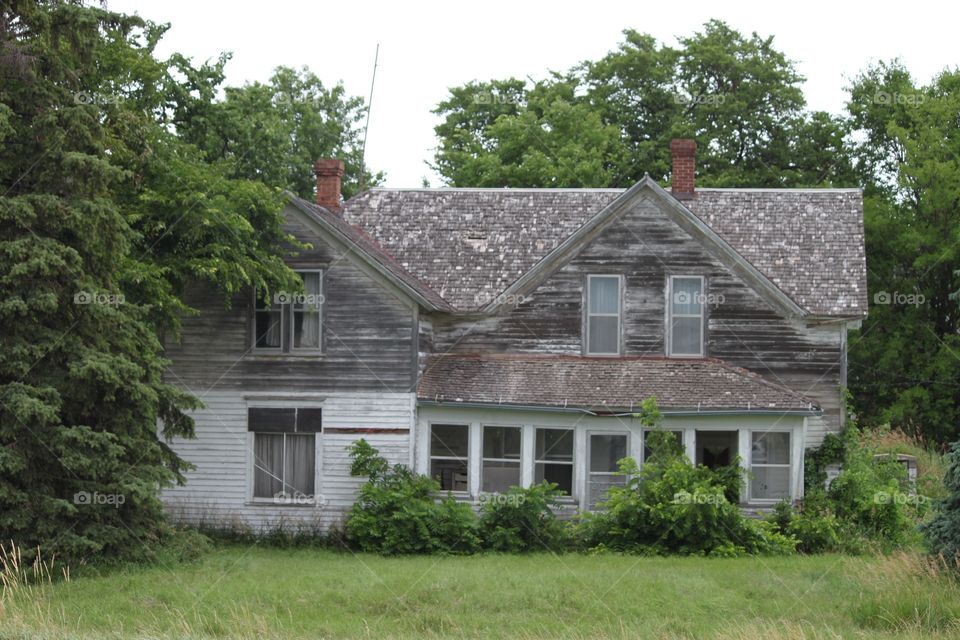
left=161, top=141, right=867, bottom=529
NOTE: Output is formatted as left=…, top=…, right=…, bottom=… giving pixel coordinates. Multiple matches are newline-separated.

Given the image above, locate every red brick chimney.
left=313, top=159, right=345, bottom=211
left=670, top=139, right=697, bottom=199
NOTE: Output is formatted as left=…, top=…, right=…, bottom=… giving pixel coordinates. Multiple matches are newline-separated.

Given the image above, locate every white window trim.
left=428, top=421, right=471, bottom=495
left=289, top=269, right=324, bottom=354
left=585, top=274, right=623, bottom=356
left=533, top=426, right=576, bottom=498
left=747, top=429, right=793, bottom=504
left=480, top=424, right=523, bottom=494
left=667, top=275, right=705, bottom=357
left=245, top=401, right=324, bottom=507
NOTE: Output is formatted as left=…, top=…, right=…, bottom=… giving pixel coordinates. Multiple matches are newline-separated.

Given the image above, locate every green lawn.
left=3, top=546, right=958, bottom=639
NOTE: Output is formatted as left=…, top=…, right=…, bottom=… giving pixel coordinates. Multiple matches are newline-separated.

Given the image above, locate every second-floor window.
left=586, top=275, right=621, bottom=355
left=668, top=275, right=704, bottom=356
left=253, top=270, right=323, bottom=353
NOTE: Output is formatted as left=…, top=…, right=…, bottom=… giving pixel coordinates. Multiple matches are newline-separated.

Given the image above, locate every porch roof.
left=418, top=354, right=820, bottom=415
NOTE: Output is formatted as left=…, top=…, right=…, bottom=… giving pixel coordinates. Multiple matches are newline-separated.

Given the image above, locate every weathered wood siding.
left=164, top=207, right=419, bottom=393
left=162, top=390, right=414, bottom=531
left=428, top=196, right=844, bottom=446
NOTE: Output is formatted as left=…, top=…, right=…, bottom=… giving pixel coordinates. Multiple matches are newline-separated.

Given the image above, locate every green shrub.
left=922, top=440, right=960, bottom=563
left=577, top=432, right=794, bottom=556
left=768, top=500, right=841, bottom=554
left=479, top=482, right=569, bottom=552
left=345, top=440, right=480, bottom=555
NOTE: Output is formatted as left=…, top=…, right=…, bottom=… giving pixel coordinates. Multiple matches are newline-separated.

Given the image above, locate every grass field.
left=2, top=545, right=959, bottom=639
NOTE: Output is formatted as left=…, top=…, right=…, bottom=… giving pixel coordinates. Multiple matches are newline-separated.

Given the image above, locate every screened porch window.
left=534, top=428, right=574, bottom=495
left=430, top=424, right=469, bottom=492
left=668, top=276, right=704, bottom=356
left=482, top=426, right=521, bottom=493
left=751, top=431, right=791, bottom=501
left=586, top=275, right=621, bottom=355
left=249, top=407, right=322, bottom=502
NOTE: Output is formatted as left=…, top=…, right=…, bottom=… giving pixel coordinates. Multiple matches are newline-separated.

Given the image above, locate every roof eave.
left=417, top=398, right=821, bottom=417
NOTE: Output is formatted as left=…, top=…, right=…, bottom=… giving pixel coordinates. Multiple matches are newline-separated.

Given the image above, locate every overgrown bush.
left=922, top=440, right=960, bottom=563
left=479, top=483, right=569, bottom=552
left=345, top=440, right=480, bottom=555
left=768, top=500, right=842, bottom=554
left=577, top=430, right=795, bottom=556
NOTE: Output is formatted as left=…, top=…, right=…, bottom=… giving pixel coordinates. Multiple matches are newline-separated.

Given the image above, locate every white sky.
left=108, top=0, right=957, bottom=187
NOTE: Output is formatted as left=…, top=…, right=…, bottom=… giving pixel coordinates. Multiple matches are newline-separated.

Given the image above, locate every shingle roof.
left=288, top=196, right=453, bottom=311
left=341, top=187, right=866, bottom=317
left=418, top=354, right=820, bottom=413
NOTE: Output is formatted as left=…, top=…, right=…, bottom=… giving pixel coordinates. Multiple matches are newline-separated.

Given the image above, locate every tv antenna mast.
left=358, top=43, right=379, bottom=192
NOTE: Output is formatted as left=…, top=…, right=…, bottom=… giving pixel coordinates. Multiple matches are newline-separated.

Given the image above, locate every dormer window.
left=668, top=275, right=704, bottom=357
left=585, top=275, right=622, bottom=356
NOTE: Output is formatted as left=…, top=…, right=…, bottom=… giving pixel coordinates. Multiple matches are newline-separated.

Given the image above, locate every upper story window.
left=253, top=270, right=323, bottom=353
left=586, top=275, right=621, bottom=355
left=668, top=276, right=704, bottom=357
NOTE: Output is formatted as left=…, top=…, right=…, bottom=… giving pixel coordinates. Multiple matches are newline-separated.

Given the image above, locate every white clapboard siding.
left=162, top=389, right=415, bottom=532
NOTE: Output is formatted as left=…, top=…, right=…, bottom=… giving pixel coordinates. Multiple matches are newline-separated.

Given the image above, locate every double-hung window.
left=482, top=426, right=521, bottom=493
left=668, top=276, right=704, bottom=356
left=429, top=424, right=469, bottom=492
left=586, top=275, right=621, bottom=355
left=253, top=270, right=323, bottom=353
left=534, top=428, right=574, bottom=495
left=750, top=431, right=791, bottom=501
left=249, top=407, right=322, bottom=502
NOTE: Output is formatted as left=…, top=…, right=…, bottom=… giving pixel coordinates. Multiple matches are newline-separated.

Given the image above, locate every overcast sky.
left=108, top=0, right=957, bottom=187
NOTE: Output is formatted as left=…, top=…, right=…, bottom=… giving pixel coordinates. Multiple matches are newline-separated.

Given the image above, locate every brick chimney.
left=670, top=138, right=697, bottom=199
left=313, top=159, right=345, bottom=211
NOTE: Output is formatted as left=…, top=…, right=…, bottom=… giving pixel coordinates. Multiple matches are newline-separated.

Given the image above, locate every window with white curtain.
left=586, top=275, right=621, bottom=355
left=751, top=431, right=791, bottom=501
left=668, top=276, right=704, bottom=356
left=253, top=270, right=323, bottom=352
left=249, top=407, right=322, bottom=502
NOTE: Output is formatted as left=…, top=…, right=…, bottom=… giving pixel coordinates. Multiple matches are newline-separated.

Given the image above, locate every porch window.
left=482, top=426, right=521, bottom=493
left=253, top=270, right=323, bottom=352
left=587, top=433, right=628, bottom=509
left=642, top=429, right=684, bottom=462
left=668, top=276, right=704, bottom=356
left=429, top=424, right=469, bottom=492
left=534, top=428, right=574, bottom=495
left=586, top=275, right=621, bottom=355
left=751, top=431, right=791, bottom=501
left=248, top=407, right=322, bottom=501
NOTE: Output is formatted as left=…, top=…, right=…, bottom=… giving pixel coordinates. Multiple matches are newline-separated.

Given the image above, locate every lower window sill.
left=245, top=352, right=324, bottom=362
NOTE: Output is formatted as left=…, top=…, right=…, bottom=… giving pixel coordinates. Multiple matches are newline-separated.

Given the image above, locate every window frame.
left=251, top=269, right=324, bottom=354
left=586, top=430, right=630, bottom=510
left=533, top=426, right=575, bottom=498
left=480, top=424, right=523, bottom=494
left=748, top=430, right=792, bottom=503
left=246, top=405, right=322, bottom=506
left=667, top=275, right=705, bottom=357
left=428, top=422, right=471, bottom=494
left=584, top=274, right=623, bottom=356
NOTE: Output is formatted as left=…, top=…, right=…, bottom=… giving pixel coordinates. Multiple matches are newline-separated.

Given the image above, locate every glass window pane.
left=248, top=407, right=296, bottom=432
left=431, top=424, right=469, bottom=458
left=588, top=475, right=627, bottom=509
left=589, top=276, right=619, bottom=314
left=253, top=434, right=284, bottom=498
left=536, top=429, right=573, bottom=462
left=535, top=463, right=573, bottom=495
left=482, top=460, right=520, bottom=493
left=752, top=432, right=790, bottom=465
left=751, top=467, right=791, bottom=500
left=296, top=408, right=323, bottom=433
left=284, top=434, right=315, bottom=496
left=431, top=458, right=468, bottom=491
left=588, top=315, right=619, bottom=354
left=483, top=426, right=521, bottom=459
left=672, top=277, right=702, bottom=314
left=255, top=310, right=282, bottom=348
left=293, top=309, right=320, bottom=349
left=671, top=316, right=702, bottom=355
left=589, top=434, right=627, bottom=473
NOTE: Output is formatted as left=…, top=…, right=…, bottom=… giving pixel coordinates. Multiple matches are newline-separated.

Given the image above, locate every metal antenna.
left=358, top=43, right=379, bottom=192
